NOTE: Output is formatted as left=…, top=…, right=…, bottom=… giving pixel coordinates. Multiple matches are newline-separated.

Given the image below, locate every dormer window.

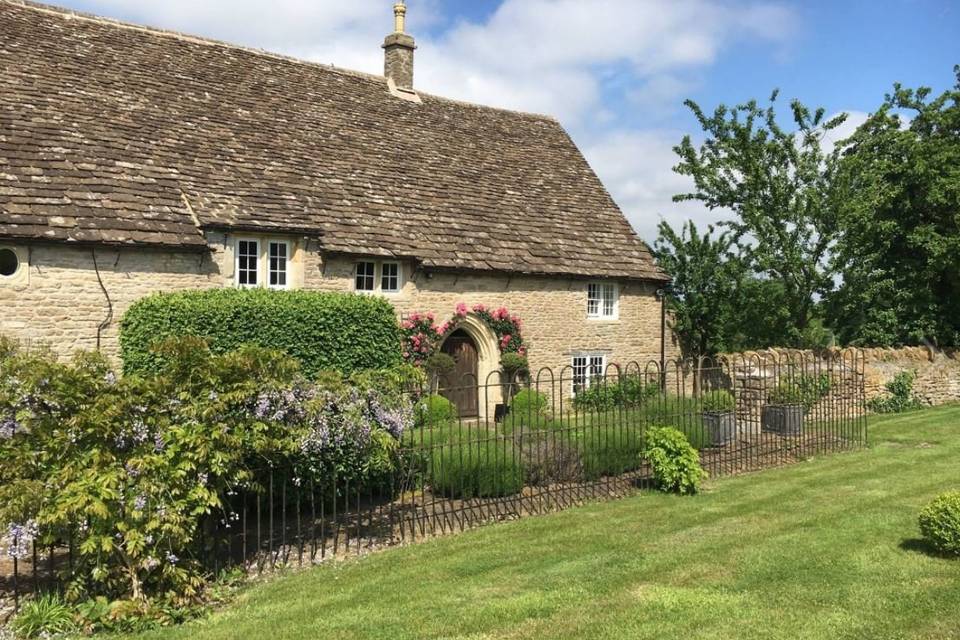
left=234, top=236, right=294, bottom=290
left=355, top=261, right=376, bottom=291
left=381, top=262, right=401, bottom=293
left=354, top=260, right=403, bottom=294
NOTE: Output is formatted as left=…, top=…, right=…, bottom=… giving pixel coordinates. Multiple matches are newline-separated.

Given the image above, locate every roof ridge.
left=1, top=0, right=389, bottom=83
left=3, top=0, right=558, bottom=123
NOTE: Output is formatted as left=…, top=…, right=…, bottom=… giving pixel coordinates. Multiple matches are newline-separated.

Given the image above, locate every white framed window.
left=381, top=262, right=401, bottom=293
left=268, top=240, right=290, bottom=290
left=355, top=261, right=376, bottom=292
left=354, top=260, right=403, bottom=294
left=236, top=239, right=260, bottom=287
left=572, top=353, right=606, bottom=395
left=587, top=282, right=619, bottom=319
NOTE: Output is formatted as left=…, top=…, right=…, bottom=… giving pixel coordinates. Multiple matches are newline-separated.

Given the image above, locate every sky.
left=58, top=0, right=959, bottom=244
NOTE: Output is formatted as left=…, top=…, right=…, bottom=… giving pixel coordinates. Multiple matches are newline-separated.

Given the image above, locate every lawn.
left=127, top=405, right=960, bottom=640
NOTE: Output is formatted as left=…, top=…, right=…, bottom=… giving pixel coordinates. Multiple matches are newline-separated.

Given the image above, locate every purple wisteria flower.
left=166, top=551, right=179, bottom=565
left=3, top=520, right=39, bottom=560
left=133, top=495, right=147, bottom=511
left=154, top=432, right=166, bottom=453
left=0, top=417, right=18, bottom=440
left=252, top=385, right=314, bottom=425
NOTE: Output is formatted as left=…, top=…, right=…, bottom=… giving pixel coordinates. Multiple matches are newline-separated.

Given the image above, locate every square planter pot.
left=761, top=404, right=804, bottom=436
left=702, top=411, right=737, bottom=447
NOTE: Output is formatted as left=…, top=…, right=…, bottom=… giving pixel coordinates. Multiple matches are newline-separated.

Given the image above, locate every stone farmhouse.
left=0, top=1, right=673, bottom=417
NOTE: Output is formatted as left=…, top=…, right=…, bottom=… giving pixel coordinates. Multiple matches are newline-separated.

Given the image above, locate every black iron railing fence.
left=1, top=351, right=867, bottom=613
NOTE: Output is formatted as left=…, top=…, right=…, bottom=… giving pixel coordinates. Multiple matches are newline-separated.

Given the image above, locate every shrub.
left=500, top=352, right=529, bottom=378
left=10, top=593, right=78, bottom=639
left=641, top=426, right=706, bottom=495
left=701, top=390, right=735, bottom=413
left=867, top=370, right=925, bottom=414
left=581, top=426, right=644, bottom=480
left=424, top=352, right=455, bottom=387
left=120, top=289, right=401, bottom=378
left=919, top=491, right=960, bottom=556
left=510, top=388, right=549, bottom=418
left=430, top=439, right=523, bottom=498
left=416, top=394, right=458, bottom=427
left=573, top=376, right=660, bottom=411
left=767, top=383, right=804, bottom=406
left=0, top=336, right=413, bottom=608
left=768, top=374, right=832, bottom=411
left=797, top=373, right=831, bottom=407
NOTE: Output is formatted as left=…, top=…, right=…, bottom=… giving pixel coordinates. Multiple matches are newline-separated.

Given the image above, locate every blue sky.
left=60, top=0, right=959, bottom=242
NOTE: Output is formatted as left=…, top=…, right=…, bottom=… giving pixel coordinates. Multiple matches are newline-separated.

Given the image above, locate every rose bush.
left=400, top=303, right=527, bottom=366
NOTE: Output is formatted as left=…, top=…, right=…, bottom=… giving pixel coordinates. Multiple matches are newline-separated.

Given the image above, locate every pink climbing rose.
left=455, top=302, right=469, bottom=317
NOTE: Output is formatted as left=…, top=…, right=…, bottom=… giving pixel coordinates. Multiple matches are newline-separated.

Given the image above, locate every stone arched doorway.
left=437, top=315, right=502, bottom=420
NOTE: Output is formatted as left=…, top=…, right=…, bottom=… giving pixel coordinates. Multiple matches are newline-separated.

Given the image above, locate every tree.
left=827, top=68, right=960, bottom=347
left=653, top=220, right=743, bottom=358
left=673, top=93, right=847, bottom=345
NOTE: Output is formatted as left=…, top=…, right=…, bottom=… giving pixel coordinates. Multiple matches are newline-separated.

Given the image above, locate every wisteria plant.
left=0, top=335, right=416, bottom=612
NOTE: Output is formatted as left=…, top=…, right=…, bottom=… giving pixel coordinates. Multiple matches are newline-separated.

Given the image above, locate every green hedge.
left=120, top=289, right=401, bottom=378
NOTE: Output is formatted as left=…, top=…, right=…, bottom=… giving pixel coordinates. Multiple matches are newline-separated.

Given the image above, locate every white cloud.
left=583, top=130, right=729, bottom=244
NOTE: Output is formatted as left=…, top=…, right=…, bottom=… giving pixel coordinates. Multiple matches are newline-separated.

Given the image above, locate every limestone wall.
left=0, top=238, right=674, bottom=387
left=722, top=347, right=960, bottom=409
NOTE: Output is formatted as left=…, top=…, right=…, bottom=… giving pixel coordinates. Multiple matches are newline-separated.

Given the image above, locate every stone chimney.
left=383, top=1, right=416, bottom=91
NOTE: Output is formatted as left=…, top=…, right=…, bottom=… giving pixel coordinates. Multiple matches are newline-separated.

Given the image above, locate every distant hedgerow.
left=120, top=289, right=401, bottom=378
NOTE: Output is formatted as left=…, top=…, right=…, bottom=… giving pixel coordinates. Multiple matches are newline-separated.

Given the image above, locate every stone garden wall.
left=723, top=346, right=960, bottom=417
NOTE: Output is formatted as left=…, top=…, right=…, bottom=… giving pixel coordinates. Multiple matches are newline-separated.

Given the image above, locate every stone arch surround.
left=440, top=314, right=503, bottom=420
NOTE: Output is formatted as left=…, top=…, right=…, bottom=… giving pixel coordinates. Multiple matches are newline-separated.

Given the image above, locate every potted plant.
left=498, top=352, right=529, bottom=420
left=762, top=383, right=805, bottom=436
left=424, top=352, right=456, bottom=394
left=701, top=390, right=737, bottom=447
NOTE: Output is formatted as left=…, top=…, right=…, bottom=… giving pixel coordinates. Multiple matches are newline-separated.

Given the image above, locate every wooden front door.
left=440, top=330, right=479, bottom=418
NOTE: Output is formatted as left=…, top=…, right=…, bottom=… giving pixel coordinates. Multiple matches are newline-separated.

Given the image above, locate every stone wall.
left=858, top=347, right=960, bottom=406
left=0, top=243, right=221, bottom=357
left=723, top=347, right=960, bottom=409
left=0, top=238, right=675, bottom=388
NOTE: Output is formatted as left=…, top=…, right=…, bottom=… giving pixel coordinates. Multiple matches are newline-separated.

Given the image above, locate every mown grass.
left=125, top=405, right=960, bottom=640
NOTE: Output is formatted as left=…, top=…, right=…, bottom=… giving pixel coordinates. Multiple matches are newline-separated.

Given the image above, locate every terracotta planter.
left=762, top=404, right=804, bottom=436
left=702, top=411, right=737, bottom=447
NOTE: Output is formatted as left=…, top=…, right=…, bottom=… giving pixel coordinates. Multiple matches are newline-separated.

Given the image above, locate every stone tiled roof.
left=0, top=0, right=668, bottom=282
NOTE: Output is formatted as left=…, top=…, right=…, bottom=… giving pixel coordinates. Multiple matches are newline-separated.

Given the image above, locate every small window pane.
left=602, top=284, right=616, bottom=317
left=381, top=262, right=400, bottom=292
left=355, top=262, right=375, bottom=291
left=587, top=283, right=601, bottom=317
left=269, top=242, right=288, bottom=289
left=590, top=355, right=605, bottom=380
left=237, top=240, right=259, bottom=287
left=572, top=356, right=588, bottom=395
